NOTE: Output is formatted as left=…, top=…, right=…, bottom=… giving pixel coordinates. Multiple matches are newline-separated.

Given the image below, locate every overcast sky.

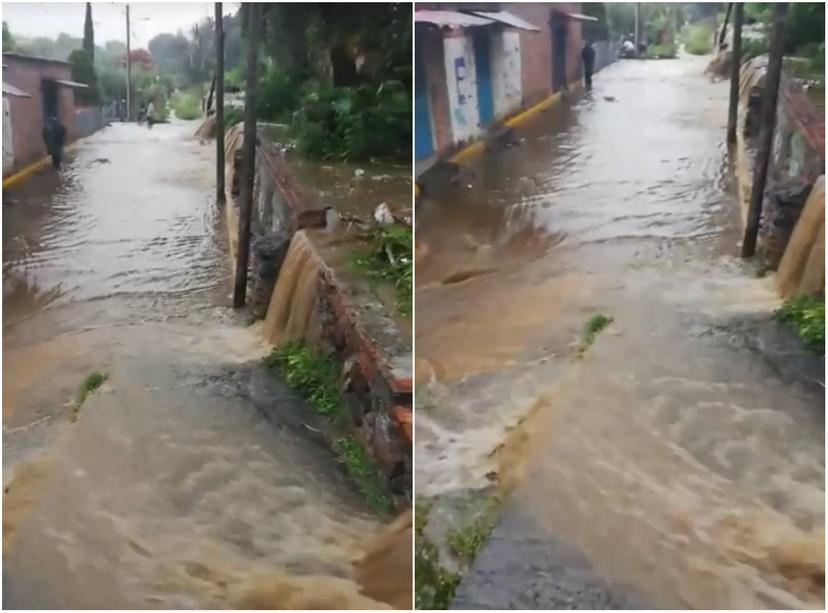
left=2, top=2, right=238, bottom=48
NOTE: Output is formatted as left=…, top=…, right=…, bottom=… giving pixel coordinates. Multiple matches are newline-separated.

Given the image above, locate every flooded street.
left=416, top=55, right=824, bottom=609
left=3, top=121, right=401, bottom=608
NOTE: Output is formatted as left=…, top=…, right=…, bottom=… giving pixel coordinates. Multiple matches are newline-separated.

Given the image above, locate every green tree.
left=83, top=2, right=94, bottom=63
left=68, top=49, right=101, bottom=105
left=2, top=21, right=15, bottom=52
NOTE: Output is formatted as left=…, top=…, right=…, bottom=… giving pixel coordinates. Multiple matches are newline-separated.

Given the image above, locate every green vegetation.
left=333, top=435, right=393, bottom=514
left=446, top=497, right=499, bottom=563
left=647, top=43, right=678, bottom=59
left=265, top=341, right=342, bottom=418
left=576, top=313, right=614, bottom=358
left=171, top=90, right=202, bottom=120
left=774, top=294, right=825, bottom=354
left=265, top=341, right=392, bottom=515
left=349, top=224, right=412, bottom=315
left=71, top=371, right=108, bottom=421
left=415, top=497, right=461, bottom=610
left=291, top=80, right=411, bottom=162
left=681, top=21, right=714, bottom=55
left=68, top=49, right=101, bottom=105
left=2, top=21, right=15, bottom=52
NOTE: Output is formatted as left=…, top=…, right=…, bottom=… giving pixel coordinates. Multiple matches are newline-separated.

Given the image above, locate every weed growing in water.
left=71, top=371, right=108, bottom=421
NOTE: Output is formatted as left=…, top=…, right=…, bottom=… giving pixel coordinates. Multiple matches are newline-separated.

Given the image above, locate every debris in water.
left=604, top=96, right=617, bottom=102
left=374, top=203, right=395, bottom=226
left=355, top=168, right=365, bottom=178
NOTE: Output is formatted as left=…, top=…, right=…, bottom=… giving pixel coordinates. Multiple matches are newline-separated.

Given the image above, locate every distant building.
left=2, top=52, right=90, bottom=173
left=415, top=3, right=604, bottom=167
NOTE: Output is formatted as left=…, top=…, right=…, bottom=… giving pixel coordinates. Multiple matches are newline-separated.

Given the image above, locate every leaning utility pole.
left=125, top=4, right=132, bottom=121
left=741, top=2, right=787, bottom=258
left=233, top=3, right=260, bottom=307
left=215, top=2, right=225, bottom=206
left=718, top=2, right=734, bottom=49
left=727, top=3, right=744, bottom=145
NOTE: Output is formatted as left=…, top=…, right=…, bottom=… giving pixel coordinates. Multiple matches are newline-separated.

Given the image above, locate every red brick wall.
left=565, top=7, right=584, bottom=84
left=4, top=57, right=75, bottom=167
left=419, top=25, right=454, bottom=152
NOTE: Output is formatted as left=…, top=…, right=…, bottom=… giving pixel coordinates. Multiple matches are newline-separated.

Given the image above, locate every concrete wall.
left=420, top=25, right=453, bottom=154
left=593, top=40, right=618, bottom=73
left=443, top=31, right=481, bottom=144
left=3, top=55, right=75, bottom=168
left=73, top=106, right=106, bottom=139
left=490, top=29, right=523, bottom=119
left=507, top=2, right=554, bottom=106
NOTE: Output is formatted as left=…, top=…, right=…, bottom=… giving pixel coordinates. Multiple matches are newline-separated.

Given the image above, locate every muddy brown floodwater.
left=3, top=121, right=409, bottom=608
left=416, top=55, right=824, bottom=609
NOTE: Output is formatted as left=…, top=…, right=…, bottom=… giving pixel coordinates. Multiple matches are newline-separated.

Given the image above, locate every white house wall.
left=491, top=29, right=522, bottom=119
left=443, top=34, right=480, bottom=144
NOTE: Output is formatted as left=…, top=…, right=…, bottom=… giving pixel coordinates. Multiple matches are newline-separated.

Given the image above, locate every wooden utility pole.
left=634, top=3, right=640, bottom=52
left=741, top=2, right=787, bottom=258
left=233, top=3, right=260, bottom=307
left=215, top=2, right=225, bottom=205
left=125, top=4, right=132, bottom=121
left=727, top=3, right=743, bottom=144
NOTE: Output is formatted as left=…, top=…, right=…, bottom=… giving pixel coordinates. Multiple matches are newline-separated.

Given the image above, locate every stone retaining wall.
left=222, top=123, right=412, bottom=498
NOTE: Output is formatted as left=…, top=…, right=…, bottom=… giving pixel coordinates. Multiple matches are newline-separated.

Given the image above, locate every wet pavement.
left=415, top=55, right=824, bottom=609
left=3, top=121, right=399, bottom=608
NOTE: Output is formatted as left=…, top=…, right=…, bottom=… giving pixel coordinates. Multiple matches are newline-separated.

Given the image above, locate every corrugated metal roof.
left=472, top=11, right=540, bottom=31
left=414, top=10, right=494, bottom=28
left=54, top=79, right=89, bottom=89
left=2, top=82, right=30, bottom=98
left=555, top=11, right=599, bottom=22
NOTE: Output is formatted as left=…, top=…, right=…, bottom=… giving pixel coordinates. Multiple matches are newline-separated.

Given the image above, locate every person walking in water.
left=42, top=114, right=67, bottom=169
left=582, top=39, right=596, bottom=91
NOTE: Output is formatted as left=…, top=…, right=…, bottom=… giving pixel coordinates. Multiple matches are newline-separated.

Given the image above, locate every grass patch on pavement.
left=415, top=497, right=461, bottom=610
left=349, top=224, right=412, bottom=315
left=71, top=371, right=108, bottom=421
left=774, top=294, right=825, bottom=354
left=446, top=496, right=499, bottom=563
left=265, top=341, right=342, bottom=418
left=265, top=341, right=392, bottom=515
left=333, top=435, right=393, bottom=515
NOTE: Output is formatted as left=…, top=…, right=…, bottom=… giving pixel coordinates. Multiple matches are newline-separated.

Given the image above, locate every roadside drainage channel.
left=223, top=123, right=412, bottom=505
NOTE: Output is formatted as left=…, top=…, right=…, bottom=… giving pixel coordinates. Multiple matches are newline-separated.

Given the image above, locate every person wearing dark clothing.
left=582, top=40, right=596, bottom=90
left=42, top=115, right=67, bottom=169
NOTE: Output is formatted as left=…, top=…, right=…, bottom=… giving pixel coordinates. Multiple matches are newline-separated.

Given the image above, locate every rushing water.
left=3, top=121, right=408, bottom=608
left=416, top=55, right=824, bottom=608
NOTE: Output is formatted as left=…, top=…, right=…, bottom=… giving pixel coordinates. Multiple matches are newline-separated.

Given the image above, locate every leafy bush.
left=681, top=22, right=714, bottom=55
left=171, top=90, right=201, bottom=120
left=256, top=66, right=299, bottom=122
left=224, top=107, right=243, bottom=127
left=647, top=43, right=677, bottom=59
left=774, top=294, right=825, bottom=354
left=349, top=224, right=412, bottom=315
left=292, top=79, right=411, bottom=162
left=68, top=49, right=101, bottom=105
left=742, top=37, right=769, bottom=62
left=224, top=67, right=244, bottom=92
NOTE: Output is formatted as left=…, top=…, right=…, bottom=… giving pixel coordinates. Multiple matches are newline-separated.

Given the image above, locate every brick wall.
left=4, top=56, right=75, bottom=168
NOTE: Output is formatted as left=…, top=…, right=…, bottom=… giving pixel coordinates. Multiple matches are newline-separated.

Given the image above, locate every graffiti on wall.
left=444, top=35, right=480, bottom=143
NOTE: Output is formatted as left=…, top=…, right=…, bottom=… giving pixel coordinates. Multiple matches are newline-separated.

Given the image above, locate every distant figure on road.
left=42, top=115, right=67, bottom=170
left=582, top=40, right=596, bottom=91
left=146, top=101, right=156, bottom=129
